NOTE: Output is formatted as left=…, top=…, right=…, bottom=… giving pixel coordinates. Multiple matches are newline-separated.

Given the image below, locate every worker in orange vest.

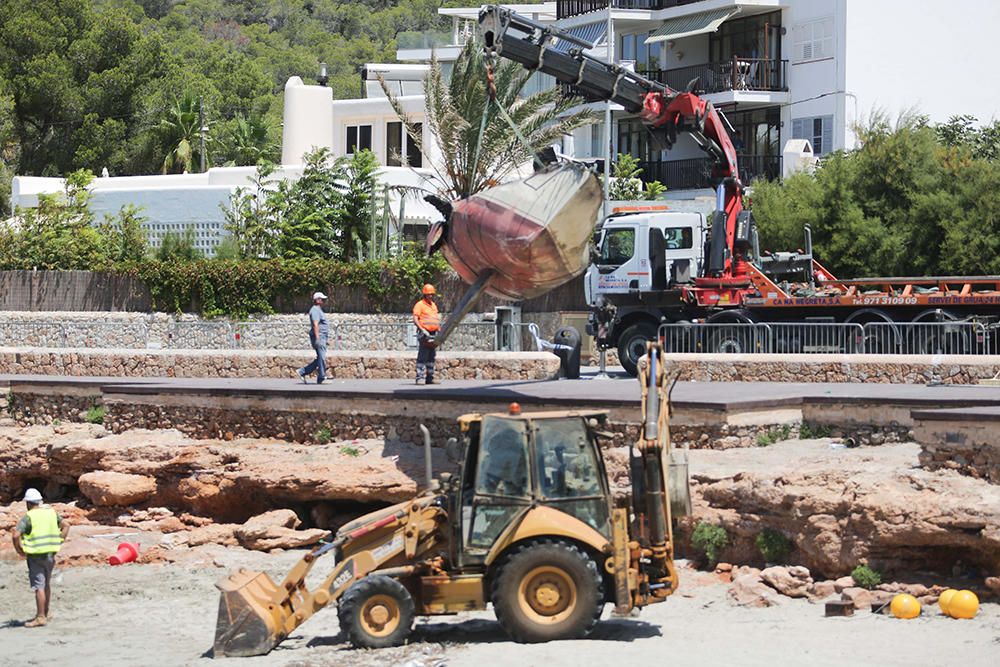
left=412, top=284, right=441, bottom=384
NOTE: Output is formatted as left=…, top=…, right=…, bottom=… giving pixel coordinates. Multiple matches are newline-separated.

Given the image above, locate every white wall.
left=780, top=0, right=846, bottom=153
left=845, top=0, right=1000, bottom=149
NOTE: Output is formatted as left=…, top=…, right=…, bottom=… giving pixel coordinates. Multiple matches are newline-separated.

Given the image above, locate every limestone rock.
left=841, top=587, right=889, bottom=610
left=78, top=471, right=157, bottom=506
left=728, top=569, right=781, bottom=608
left=807, top=580, right=836, bottom=601
left=685, top=440, right=1000, bottom=578
left=834, top=576, right=855, bottom=593
left=761, top=565, right=813, bottom=598
left=986, top=576, right=1000, bottom=595
left=234, top=510, right=327, bottom=551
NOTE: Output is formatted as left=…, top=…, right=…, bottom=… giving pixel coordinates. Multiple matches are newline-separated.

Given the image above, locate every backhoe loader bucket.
left=213, top=569, right=289, bottom=658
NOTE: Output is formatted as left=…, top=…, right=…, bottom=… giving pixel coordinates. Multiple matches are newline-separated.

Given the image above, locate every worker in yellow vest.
left=11, top=488, right=68, bottom=627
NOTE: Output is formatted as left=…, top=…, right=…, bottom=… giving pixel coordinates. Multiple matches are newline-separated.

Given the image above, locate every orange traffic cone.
left=108, top=542, right=139, bottom=566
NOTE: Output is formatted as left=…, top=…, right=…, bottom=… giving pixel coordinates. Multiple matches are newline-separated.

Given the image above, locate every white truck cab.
left=585, top=207, right=706, bottom=306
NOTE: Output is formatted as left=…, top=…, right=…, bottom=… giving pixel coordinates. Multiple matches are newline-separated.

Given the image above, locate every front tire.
left=492, top=540, right=604, bottom=643
left=338, top=575, right=415, bottom=649
left=617, top=322, right=657, bottom=376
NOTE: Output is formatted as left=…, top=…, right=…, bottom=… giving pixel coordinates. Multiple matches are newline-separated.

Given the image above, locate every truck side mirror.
left=445, top=437, right=461, bottom=463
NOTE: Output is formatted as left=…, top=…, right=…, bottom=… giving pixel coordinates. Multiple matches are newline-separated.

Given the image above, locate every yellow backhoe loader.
left=213, top=343, right=690, bottom=657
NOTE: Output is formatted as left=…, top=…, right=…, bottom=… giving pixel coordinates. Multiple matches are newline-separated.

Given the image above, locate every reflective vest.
left=21, top=507, right=63, bottom=555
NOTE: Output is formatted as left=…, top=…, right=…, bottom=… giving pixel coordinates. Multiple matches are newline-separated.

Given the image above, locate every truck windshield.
left=600, top=228, right=635, bottom=265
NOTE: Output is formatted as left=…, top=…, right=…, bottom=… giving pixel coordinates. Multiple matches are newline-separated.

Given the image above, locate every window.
left=590, top=124, right=601, bottom=157
left=534, top=418, right=602, bottom=500
left=600, top=228, right=636, bottom=265
left=386, top=121, right=403, bottom=167
left=386, top=121, right=422, bottom=167
left=663, top=227, right=694, bottom=250
left=475, top=417, right=530, bottom=498
left=709, top=11, right=781, bottom=64
left=793, top=17, right=833, bottom=62
left=619, top=31, right=661, bottom=70
left=792, top=115, right=833, bottom=155
left=346, top=124, right=372, bottom=154
left=406, top=122, right=423, bottom=168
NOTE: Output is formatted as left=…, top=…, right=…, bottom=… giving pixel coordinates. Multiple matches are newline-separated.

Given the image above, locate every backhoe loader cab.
left=214, top=347, right=682, bottom=658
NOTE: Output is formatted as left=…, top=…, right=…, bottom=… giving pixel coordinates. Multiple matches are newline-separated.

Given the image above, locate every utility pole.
left=604, top=1, right=613, bottom=218
left=199, top=96, right=207, bottom=173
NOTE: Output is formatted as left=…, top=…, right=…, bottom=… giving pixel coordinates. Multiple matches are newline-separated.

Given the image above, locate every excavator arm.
left=479, top=5, right=749, bottom=285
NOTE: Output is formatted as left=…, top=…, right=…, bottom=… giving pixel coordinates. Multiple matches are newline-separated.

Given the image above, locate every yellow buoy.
left=890, top=593, right=921, bottom=619
left=948, top=590, right=979, bottom=619
left=938, top=588, right=957, bottom=616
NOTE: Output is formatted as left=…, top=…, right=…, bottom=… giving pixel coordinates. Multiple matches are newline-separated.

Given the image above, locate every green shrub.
left=314, top=426, right=332, bottom=444
left=755, top=528, right=793, bottom=563
left=339, top=445, right=361, bottom=457
left=757, top=424, right=792, bottom=447
left=691, top=522, right=728, bottom=567
left=799, top=422, right=832, bottom=439
left=851, top=564, right=882, bottom=590
left=85, top=405, right=105, bottom=424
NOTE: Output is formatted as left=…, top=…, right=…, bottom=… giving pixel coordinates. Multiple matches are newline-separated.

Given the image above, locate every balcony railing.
left=638, top=58, right=788, bottom=94
left=638, top=154, right=780, bottom=190
left=557, top=1, right=702, bottom=19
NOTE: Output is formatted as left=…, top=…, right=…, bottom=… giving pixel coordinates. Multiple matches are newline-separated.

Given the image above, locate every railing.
left=656, top=321, right=996, bottom=355
left=637, top=154, right=780, bottom=189
left=638, top=59, right=787, bottom=95
left=557, top=0, right=702, bottom=19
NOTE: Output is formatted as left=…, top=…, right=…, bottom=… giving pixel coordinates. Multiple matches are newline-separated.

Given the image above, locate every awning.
left=551, top=22, right=607, bottom=53
left=645, top=7, right=741, bottom=44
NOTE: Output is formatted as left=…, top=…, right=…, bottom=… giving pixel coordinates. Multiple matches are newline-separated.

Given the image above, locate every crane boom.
left=478, top=5, right=752, bottom=287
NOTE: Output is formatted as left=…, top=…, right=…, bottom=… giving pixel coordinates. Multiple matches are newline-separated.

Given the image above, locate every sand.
left=1, top=548, right=997, bottom=667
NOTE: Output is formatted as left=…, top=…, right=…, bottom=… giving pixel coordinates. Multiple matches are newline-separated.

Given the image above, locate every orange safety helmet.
left=422, top=283, right=436, bottom=295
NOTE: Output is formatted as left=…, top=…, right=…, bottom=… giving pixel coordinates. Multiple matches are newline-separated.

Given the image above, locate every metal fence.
left=657, top=321, right=997, bottom=355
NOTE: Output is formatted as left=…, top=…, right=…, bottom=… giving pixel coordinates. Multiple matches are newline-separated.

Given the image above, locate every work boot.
left=24, top=616, right=47, bottom=628
left=426, top=377, right=439, bottom=385
left=415, top=377, right=423, bottom=385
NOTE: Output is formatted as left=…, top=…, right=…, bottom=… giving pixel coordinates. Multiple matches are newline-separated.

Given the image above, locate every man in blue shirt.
left=297, top=292, right=329, bottom=384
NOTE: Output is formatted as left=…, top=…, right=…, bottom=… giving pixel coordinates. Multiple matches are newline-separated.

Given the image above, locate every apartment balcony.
left=638, top=58, right=786, bottom=95
left=557, top=1, right=703, bottom=19
left=638, top=154, right=780, bottom=190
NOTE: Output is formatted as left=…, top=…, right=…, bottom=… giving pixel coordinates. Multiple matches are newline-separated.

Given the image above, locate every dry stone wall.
left=0, top=311, right=562, bottom=352
left=661, top=353, right=1000, bottom=384
left=914, top=418, right=1000, bottom=484
left=0, top=348, right=560, bottom=381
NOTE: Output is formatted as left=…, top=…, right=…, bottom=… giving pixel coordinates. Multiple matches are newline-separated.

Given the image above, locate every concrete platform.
left=5, top=372, right=1000, bottom=450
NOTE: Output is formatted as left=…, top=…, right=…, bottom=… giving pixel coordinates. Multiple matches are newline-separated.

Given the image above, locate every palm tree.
left=158, top=94, right=206, bottom=174
left=382, top=40, right=597, bottom=200
left=219, top=113, right=277, bottom=167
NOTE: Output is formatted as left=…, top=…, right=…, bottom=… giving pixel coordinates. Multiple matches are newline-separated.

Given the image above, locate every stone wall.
left=661, top=353, right=1000, bottom=385
left=0, top=348, right=561, bottom=381
left=0, top=311, right=557, bottom=352
left=914, top=417, right=1000, bottom=484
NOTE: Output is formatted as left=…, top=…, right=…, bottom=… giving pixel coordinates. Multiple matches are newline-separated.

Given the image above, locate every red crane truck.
left=480, top=6, right=1000, bottom=375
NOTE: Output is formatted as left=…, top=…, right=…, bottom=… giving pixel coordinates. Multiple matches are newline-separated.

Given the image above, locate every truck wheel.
left=492, top=539, right=604, bottom=643
left=338, top=575, right=415, bottom=649
left=617, top=322, right=657, bottom=376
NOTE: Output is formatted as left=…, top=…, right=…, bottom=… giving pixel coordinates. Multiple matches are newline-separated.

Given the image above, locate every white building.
left=401, top=0, right=998, bottom=192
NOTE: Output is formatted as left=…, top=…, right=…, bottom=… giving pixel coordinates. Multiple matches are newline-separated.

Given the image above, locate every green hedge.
left=119, top=254, right=450, bottom=318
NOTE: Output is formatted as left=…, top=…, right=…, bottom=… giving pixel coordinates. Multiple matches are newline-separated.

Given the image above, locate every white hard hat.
left=313, top=292, right=328, bottom=300
left=24, top=488, right=43, bottom=503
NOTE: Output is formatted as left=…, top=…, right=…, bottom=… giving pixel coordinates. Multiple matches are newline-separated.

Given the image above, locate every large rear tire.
left=338, top=575, right=415, bottom=649
left=492, top=539, right=604, bottom=643
left=617, top=322, right=657, bottom=377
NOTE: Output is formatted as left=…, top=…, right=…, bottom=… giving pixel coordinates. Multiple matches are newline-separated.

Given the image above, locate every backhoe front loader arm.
left=213, top=496, right=447, bottom=657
